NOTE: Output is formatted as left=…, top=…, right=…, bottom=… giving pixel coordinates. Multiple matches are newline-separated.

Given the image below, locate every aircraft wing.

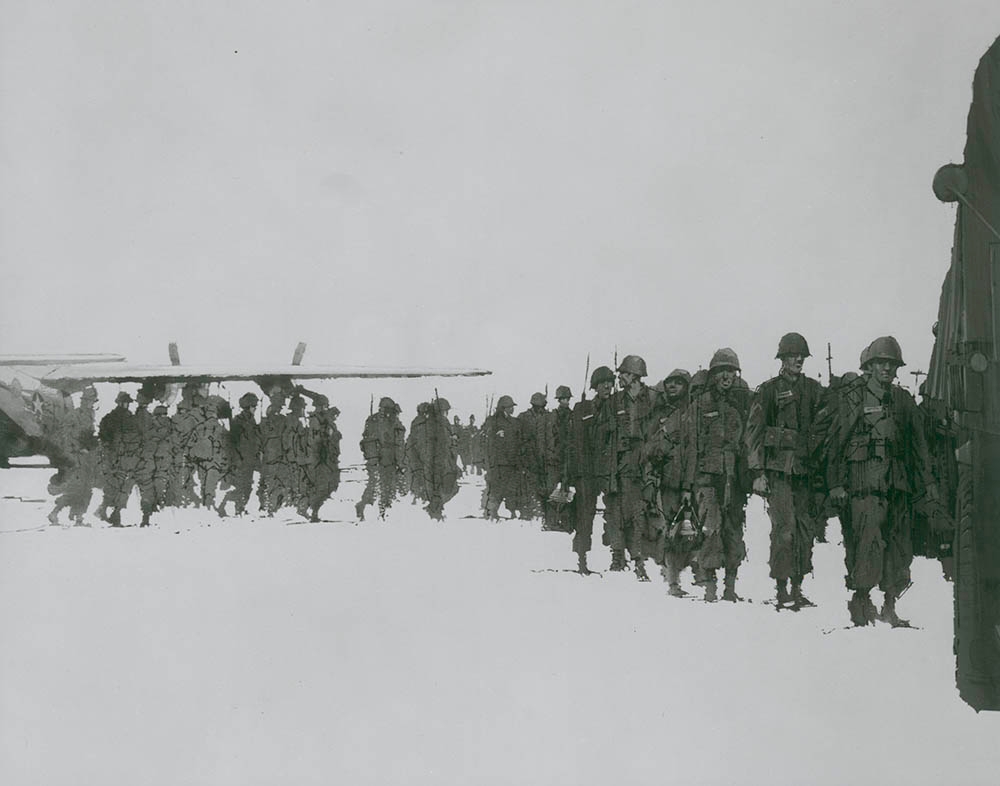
left=40, top=364, right=492, bottom=388
left=0, top=354, right=126, bottom=367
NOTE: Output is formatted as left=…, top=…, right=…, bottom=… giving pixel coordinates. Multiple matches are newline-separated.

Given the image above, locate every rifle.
left=370, top=393, right=374, bottom=417
left=582, top=353, right=590, bottom=402
left=826, top=342, right=833, bottom=384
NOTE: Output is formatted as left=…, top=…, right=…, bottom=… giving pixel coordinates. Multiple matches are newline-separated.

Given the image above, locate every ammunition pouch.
left=360, top=437, right=380, bottom=462
left=763, top=426, right=804, bottom=451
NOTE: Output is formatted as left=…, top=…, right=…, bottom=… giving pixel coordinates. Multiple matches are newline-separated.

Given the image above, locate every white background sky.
left=3, top=1, right=1000, bottom=421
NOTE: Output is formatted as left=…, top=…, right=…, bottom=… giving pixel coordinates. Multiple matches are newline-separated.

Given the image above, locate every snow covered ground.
left=1, top=467, right=997, bottom=786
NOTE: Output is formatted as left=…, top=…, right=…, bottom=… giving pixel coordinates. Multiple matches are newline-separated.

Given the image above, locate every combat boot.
left=703, top=578, right=718, bottom=603
left=355, top=501, right=366, bottom=521
left=664, top=563, right=687, bottom=597
left=775, top=579, right=792, bottom=607
left=577, top=553, right=591, bottom=575
left=140, top=510, right=151, bottom=528
left=791, top=579, right=815, bottom=609
left=634, top=559, right=650, bottom=582
left=722, top=571, right=743, bottom=602
left=609, top=549, right=627, bottom=571
left=47, top=508, right=61, bottom=526
left=108, top=508, right=122, bottom=527
left=848, top=590, right=875, bottom=627
left=878, top=594, right=911, bottom=628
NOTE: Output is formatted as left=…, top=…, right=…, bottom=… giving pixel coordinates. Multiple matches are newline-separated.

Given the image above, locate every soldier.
left=746, top=333, right=826, bottom=608
left=406, top=402, right=432, bottom=504
left=518, top=392, right=559, bottom=527
left=467, top=414, right=484, bottom=475
left=682, top=349, right=747, bottom=602
left=818, top=337, right=936, bottom=627
left=149, top=404, right=175, bottom=513
left=133, top=389, right=158, bottom=527
left=600, top=355, right=659, bottom=580
left=644, top=369, right=694, bottom=596
left=550, top=385, right=575, bottom=533
left=423, top=398, right=460, bottom=520
left=566, top=367, right=615, bottom=574
left=304, top=395, right=341, bottom=522
left=283, top=395, right=311, bottom=516
left=217, top=392, right=261, bottom=517
left=484, top=395, right=522, bottom=520
left=356, top=397, right=407, bottom=521
left=170, top=384, right=206, bottom=507
left=258, top=395, right=288, bottom=514
left=47, top=387, right=100, bottom=526
left=187, top=395, right=231, bottom=510
left=97, top=391, right=141, bottom=526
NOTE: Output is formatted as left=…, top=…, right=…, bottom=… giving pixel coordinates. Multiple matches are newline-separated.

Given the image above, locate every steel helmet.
left=115, top=391, right=133, bottom=404
left=496, top=395, right=516, bottom=410
left=589, top=366, right=615, bottom=389
left=239, top=392, right=259, bottom=409
left=554, top=385, right=572, bottom=399
left=663, top=368, right=691, bottom=386
left=617, top=354, right=647, bottom=377
left=435, top=397, right=451, bottom=412
left=312, top=394, right=329, bottom=409
left=529, top=392, right=547, bottom=407
left=379, top=396, right=399, bottom=412
left=775, top=332, right=811, bottom=359
left=709, top=348, right=741, bottom=372
left=861, top=336, right=905, bottom=369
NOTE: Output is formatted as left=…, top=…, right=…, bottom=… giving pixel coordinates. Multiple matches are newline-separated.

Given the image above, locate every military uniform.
left=484, top=397, right=523, bottom=519
left=600, top=384, right=658, bottom=568
left=813, top=336, right=938, bottom=626
left=258, top=402, right=288, bottom=514
left=357, top=398, right=407, bottom=520
left=684, top=350, right=747, bottom=600
left=305, top=402, right=341, bottom=521
left=133, top=395, right=158, bottom=526
left=820, top=357, right=934, bottom=624
left=518, top=393, right=560, bottom=526
left=98, top=393, right=141, bottom=525
left=218, top=394, right=261, bottom=516
left=746, top=336, right=825, bottom=605
left=644, top=371, right=694, bottom=594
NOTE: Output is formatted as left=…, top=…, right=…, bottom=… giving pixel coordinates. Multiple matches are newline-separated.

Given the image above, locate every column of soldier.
left=43, top=384, right=344, bottom=528
left=480, top=332, right=956, bottom=629
left=38, top=331, right=955, bottom=628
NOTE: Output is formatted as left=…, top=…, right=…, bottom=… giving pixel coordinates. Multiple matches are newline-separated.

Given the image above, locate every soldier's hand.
left=829, top=486, right=847, bottom=504
left=752, top=476, right=769, bottom=497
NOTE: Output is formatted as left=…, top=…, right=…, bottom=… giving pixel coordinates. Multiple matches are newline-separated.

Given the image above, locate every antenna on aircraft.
left=292, top=342, right=307, bottom=366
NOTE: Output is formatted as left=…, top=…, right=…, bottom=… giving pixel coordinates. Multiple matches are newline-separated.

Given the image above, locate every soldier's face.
left=557, top=397, right=570, bottom=409
left=595, top=380, right=613, bottom=398
left=870, top=360, right=898, bottom=385
left=780, top=354, right=805, bottom=377
left=664, top=379, right=685, bottom=399
left=714, top=369, right=736, bottom=391
left=618, top=372, right=637, bottom=388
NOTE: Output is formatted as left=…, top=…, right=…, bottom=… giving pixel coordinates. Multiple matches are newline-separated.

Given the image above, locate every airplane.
left=928, top=33, right=1000, bottom=712
left=0, top=342, right=490, bottom=467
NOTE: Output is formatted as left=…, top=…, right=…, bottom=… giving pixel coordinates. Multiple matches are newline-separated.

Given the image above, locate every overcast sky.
left=3, top=1, right=999, bottom=421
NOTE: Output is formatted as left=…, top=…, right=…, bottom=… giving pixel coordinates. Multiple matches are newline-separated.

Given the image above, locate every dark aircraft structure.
left=929, top=34, right=1000, bottom=711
